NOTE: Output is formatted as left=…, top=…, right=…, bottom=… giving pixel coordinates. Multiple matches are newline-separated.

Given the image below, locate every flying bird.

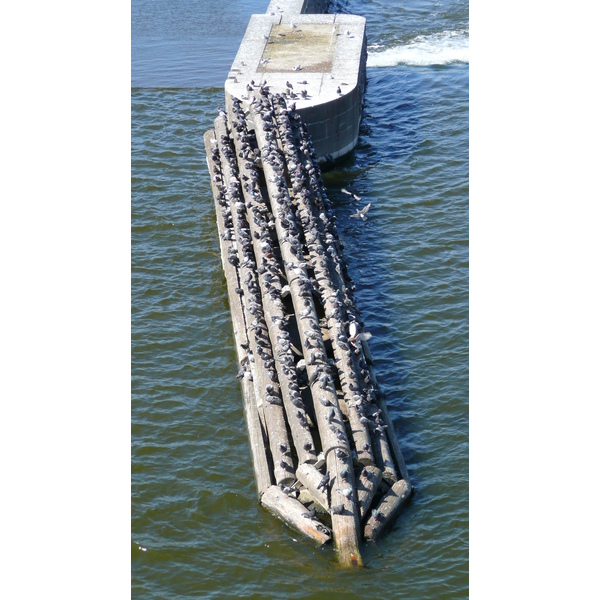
left=349, top=203, right=371, bottom=221
left=340, top=187, right=361, bottom=201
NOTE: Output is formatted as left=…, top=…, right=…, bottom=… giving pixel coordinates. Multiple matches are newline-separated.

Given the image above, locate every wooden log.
left=367, top=409, right=398, bottom=486
left=214, top=117, right=294, bottom=487
left=270, top=98, right=378, bottom=472
left=261, top=485, right=331, bottom=546
left=361, top=357, right=411, bottom=485
left=296, top=463, right=329, bottom=511
left=356, top=465, right=382, bottom=520
left=250, top=92, right=362, bottom=567
left=204, top=129, right=271, bottom=498
left=349, top=346, right=411, bottom=486
left=225, top=100, right=317, bottom=466
left=346, top=340, right=407, bottom=485
left=204, top=128, right=268, bottom=439
left=363, top=479, right=412, bottom=542
left=289, top=191, right=375, bottom=468
left=239, top=377, right=272, bottom=499
left=288, top=114, right=410, bottom=487
left=297, top=489, right=328, bottom=515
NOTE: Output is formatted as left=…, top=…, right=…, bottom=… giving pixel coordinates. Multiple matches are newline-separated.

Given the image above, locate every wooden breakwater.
left=204, top=87, right=412, bottom=567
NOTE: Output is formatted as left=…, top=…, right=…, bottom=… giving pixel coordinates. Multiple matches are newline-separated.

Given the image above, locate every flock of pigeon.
left=205, top=84, right=409, bottom=559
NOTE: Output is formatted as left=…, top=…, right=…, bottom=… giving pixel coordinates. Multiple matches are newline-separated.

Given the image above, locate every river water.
left=132, top=0, right=468, bottom=596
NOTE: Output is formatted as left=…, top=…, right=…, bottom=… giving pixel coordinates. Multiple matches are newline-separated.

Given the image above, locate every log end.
left=336, top=541, right=364, bottom=568
left=261, top=485, right=332, bottom=546
left=364, top=479, right=413, bottom=542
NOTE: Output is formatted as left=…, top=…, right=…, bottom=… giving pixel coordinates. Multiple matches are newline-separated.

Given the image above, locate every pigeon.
left=338, top=488, right=353, bottom=499
left=330, top=504, right=344, bottom=515
left=317, top=473, right=330, bottom=491
left=302, top=506, right=316, bottom=519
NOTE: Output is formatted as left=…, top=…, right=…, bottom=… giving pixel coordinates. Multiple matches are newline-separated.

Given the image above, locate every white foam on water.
left=367, top=30, right=469, bottom=67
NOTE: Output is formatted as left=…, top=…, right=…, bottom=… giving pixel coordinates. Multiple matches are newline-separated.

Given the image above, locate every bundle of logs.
left=203, top=87, right=412, bottom=567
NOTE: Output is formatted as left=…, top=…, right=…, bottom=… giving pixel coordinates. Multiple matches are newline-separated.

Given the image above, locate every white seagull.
left=341, top=187, right=361, bottom=201
left=349, top=203, right=371, bottom=221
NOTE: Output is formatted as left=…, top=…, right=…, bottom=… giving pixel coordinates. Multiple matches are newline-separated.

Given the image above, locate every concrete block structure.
left=225, top=3, right=367, bottom=161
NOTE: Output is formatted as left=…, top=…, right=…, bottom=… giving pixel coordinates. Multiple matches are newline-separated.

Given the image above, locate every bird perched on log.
left=266, top=394, right=282, bottom=406
left=302, top=506, right=316, bottom=519
left=359, top=415, right=371, bottom=427
left=318, top=395, right=331, bottom=407
left=338, top=488, right=353, bottom=499
left=290, top=395, right=304, bottom=409
left=317, top=472, right=330, bottom=491
left=280, top=484, right=298, bottom=498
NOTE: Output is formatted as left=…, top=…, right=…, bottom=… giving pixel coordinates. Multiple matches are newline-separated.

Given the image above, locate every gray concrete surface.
left=225, top=12, right=367, bottom=161
left=266, top=0, right=328, bottom=16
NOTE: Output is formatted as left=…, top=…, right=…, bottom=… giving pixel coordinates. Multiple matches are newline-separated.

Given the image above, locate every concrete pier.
left=225, top=6, right=367, bottom=161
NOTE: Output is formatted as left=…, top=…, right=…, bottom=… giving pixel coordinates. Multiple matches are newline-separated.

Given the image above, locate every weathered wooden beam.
left=225, top=99, right=318, bottom=466
left=367, top=409, right=398, bottom=486
left=271, top=98, right=376, bottom=471
left=250, top=91, right=363, bottom=567
left=274, top=98, right=395, bottom=484
left=204, top=129, right=272, bottom=498
left=295, top=463, right=329, bottom=511
left=364, top=479, right=412, bottom=542
left=261, top=485, right=331, bottom=546
left=356, top=465, right=382, bottom=520
left=290, top=115, right=410, bottom=487
left=297, top=488, right=328, bottom=515
left=239, top=377, right=272, bottom=499
left=214, top=117, right=294, bottom=487
left=362, top=361, right=411, bottom=485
